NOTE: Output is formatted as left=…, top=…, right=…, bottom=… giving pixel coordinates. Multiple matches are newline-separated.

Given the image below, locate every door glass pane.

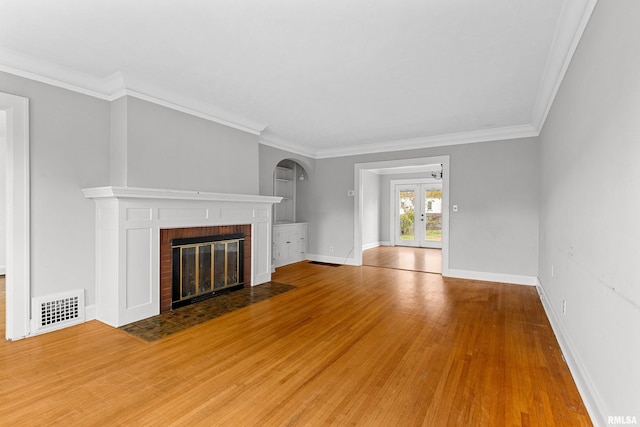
left=399, top=190, right=415, bottom=241
left=424, top=187, right=442, bottom=242
left=227, top=241, right=239, bottom=285
left=213, top=243, right=226, bottom=289
left=181, top=247, right=196, bottom=298
left=198, top=245, right=212, bottom=294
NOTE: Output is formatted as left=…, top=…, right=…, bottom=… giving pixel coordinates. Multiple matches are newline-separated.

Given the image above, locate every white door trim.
left=1, top=92, right=31, bottom=340
left=354, top=155, right=450, bottom=275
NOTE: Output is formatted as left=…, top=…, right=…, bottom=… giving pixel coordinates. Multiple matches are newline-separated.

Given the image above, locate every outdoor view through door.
left=397, top=183, right=442, bottom=248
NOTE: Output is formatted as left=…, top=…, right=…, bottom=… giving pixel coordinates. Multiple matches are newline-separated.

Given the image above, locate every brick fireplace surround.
left=159, top=225, right=251, bottom=313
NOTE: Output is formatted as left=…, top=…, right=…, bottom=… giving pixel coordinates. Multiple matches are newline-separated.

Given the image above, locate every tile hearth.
left=119, top=282, right=295, bottom=342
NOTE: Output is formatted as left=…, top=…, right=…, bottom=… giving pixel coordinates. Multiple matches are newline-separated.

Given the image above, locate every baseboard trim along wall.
left=361, top=241, right=391, bottom=250
left=445, top=268, right=537, bottom=286
left=362, top=242, right=381, bottom=251
left=536, top=280, right=606, bottom=427
left=306, top=254, right=359, bottom=266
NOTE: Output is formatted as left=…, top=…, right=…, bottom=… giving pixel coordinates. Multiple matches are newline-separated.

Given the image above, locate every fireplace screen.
left=172, top=234, right=244, bottom=309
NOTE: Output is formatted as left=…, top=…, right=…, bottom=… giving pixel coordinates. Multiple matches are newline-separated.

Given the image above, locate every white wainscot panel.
left=126, top=228, right=153, bottom=309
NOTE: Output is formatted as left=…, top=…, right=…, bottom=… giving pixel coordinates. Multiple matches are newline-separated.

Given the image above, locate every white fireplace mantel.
left=83, top=186, right=282, bottom=327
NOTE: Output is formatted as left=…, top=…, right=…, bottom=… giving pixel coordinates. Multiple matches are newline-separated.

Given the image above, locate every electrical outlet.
left=562, top=300, right=567, bottom=315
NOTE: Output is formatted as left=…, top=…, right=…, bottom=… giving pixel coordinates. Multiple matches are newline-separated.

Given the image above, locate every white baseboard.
left=445, top=268, right=537, bottom=286
left=536, top=280, right=606, bottom=427
left=362, top=241, right=381, bottom=250
left=362, top=241, right=393, bottom=250
left=0, top=265, right=5, bottom=275
left=306, top=253, right=358, bottom=266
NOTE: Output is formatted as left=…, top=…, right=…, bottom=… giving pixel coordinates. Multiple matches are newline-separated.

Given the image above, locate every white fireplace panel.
left=96, top=227, right=118, bottom=326
left=126, top=228, right=153, bottom=309
left=221, top=208, right=254, bottom=220
left=127, top=208, right=152, bottom=221
left=255, top=209, right=270, bottom=219
left=253, top=222, right=271, bottom=283
left=158, top=207, right=209, bottom=221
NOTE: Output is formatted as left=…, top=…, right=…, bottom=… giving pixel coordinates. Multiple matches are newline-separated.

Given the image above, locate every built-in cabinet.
left=273, top=160, right=308, bottom=268
left=273, top=223, right=307, bottom=268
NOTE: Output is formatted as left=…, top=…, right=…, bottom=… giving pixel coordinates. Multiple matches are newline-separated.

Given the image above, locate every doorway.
left=393, top=180, right=442, bottom=249
left=1, top=92, right=30, bottom=341
left=354, top=155, right=450, bottom=276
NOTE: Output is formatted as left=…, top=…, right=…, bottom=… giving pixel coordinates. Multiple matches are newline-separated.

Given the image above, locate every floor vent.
left=32, top=290, right=85, bottom=335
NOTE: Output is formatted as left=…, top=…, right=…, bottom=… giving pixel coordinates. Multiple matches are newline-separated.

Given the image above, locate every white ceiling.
left=0, top=0, right=597, bottom=158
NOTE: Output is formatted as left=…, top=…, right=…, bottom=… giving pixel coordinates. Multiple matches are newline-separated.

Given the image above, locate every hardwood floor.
left=0, top=265, right=591, bottom=425
left=364, top=246, right=442, bottom=274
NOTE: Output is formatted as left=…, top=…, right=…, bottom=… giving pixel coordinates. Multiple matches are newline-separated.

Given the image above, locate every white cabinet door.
left=273, top=223, right=307, bottom=268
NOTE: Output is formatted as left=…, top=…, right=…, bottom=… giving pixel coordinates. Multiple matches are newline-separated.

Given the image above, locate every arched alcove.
left=272, top=159, right=309, bottom=269
left=273, top=159, right=308, bottom=224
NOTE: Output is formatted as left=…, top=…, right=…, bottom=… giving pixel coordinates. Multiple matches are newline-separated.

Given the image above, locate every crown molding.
left=259, top=124, right=538, bottom=160
left=121, top=89, right=265, bottom=136
left=259, top=133, right=318, bottom=158
left=0, top=47, right=266, bottom=135
left=530, top=0, right=598, bottom=132
left=313, top=124, right=539, bottom=159
left=0, top=46, right=114, bottom=99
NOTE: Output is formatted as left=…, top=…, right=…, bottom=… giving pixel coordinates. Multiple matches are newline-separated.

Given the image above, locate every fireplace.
left=160, top=224, right=252, bottom=313
left=83, top=186, right=280, bottom=327
left=171, top=233, right=244, bottom=309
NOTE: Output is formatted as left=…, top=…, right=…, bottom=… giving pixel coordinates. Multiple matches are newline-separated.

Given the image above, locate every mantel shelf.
left=82, top=186, right=283, bottom=204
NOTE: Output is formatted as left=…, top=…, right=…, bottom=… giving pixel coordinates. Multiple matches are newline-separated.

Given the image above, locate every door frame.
left=1, top=92, right=31, bottom=341
left=390, top=178, right=443, bottom=249
left=354, top=155, right=450, bottom=275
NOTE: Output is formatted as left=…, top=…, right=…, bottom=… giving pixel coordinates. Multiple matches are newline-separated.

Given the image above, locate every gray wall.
left=304, top=138, right=539, bottom=277
left=361, top=171, right=381, bottom=247
left=110, top=96, right=127, bottom=186
left=0, top=71, right=111, bottom=304
left=538, top=0, right=640, bottom=419
left=126, top=96, right=260, bottom=194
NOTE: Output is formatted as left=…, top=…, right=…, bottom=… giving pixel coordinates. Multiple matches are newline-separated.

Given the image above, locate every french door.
left=395, top=183, right=442, bottom=248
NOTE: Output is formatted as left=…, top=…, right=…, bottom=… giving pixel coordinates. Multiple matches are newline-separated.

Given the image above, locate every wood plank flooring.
left=363, top=246, right=442, bottom=274
left=0, top=266, right=591, bottom=425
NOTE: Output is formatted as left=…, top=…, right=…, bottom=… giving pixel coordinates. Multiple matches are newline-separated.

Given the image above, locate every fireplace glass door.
left=172, top=235, right=244, bottom=308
